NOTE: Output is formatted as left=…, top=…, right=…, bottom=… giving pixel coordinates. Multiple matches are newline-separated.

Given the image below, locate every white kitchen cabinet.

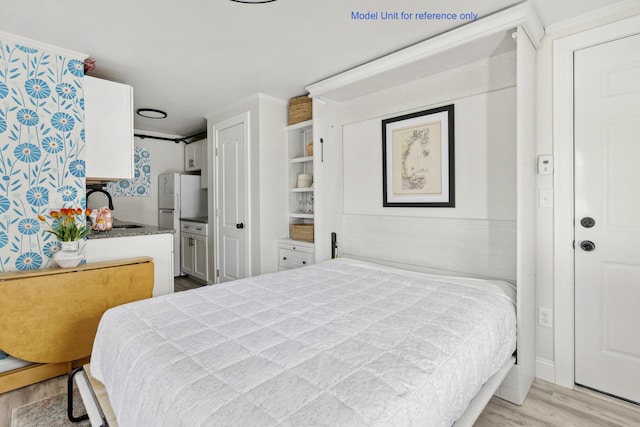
left=180, top=232, right=194, bottom=275
left=84, top=76, right=134, bottom=183
left=184, top=139, right=205, bottom=172
left=85, top=232, right=174, bottom=297
left=180, top=221, right=209, bottom=282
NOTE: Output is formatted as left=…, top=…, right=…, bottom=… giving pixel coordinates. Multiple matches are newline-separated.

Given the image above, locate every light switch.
left=538, top=155, right=554, bottom=175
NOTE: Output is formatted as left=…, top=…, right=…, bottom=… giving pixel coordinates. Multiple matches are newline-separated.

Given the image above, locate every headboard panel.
left=342, top=214, right=516, bottom=282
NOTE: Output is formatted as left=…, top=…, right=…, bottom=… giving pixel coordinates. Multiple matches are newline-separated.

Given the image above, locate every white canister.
left=297, top=173, right=313, bottom=188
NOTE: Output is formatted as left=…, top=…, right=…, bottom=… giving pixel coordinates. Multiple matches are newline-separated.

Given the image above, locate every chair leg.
left=68, top=367, right=89, bottom=423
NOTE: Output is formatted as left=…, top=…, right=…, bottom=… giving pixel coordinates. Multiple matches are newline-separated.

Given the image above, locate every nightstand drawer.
left=279, top=241, right=314, bottom=254
left=279, top=249, right=313, bottom=269
left=277, top=238, right=314, bottom=271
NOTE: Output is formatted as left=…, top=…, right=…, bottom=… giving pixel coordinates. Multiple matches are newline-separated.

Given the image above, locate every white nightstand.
left=278, top=239, right=314, bottom=271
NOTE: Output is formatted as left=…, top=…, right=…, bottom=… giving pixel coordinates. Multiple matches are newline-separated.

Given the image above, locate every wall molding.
left=535, top=357, right=555, bottom=383
left=545, top=0, right=640, bottom=36
left=306, top=3, right=543, bottom=102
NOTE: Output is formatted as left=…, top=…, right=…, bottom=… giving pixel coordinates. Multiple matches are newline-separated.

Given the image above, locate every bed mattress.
left=91, top=258, right=516, bottom=427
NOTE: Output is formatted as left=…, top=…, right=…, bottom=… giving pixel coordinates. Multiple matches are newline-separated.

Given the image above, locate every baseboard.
left=535, top=357, right=555, bottom=383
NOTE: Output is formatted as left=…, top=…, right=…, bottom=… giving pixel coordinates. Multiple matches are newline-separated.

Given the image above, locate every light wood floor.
left=2, top=376, right=639, bottom=427
left=475, top=379, right=640, bottom=426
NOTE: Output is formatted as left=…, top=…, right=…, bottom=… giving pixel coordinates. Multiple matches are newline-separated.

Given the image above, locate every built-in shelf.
left=289, top=213, right=314, bottom=219
left=286, top=120, right=315, bottom=245
left=285, top=119, right=313, bottom=132
left=291, top=156, right=314, bottom=164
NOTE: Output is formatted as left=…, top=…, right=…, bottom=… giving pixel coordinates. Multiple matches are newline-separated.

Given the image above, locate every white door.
left=574, top=33, right=640, bottom=403
left=215, top=119, right=247, bottom=283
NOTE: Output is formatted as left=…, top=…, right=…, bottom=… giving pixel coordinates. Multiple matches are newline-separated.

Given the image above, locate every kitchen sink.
left=111, top=224, right=144, bottom=229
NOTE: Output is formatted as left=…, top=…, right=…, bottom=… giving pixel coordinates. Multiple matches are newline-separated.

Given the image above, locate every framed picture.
left=382, top=104, right=454, bottom=207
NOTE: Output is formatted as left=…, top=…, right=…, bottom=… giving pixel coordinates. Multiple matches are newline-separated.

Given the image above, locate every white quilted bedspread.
left=91, top=258, right=516, bottom=427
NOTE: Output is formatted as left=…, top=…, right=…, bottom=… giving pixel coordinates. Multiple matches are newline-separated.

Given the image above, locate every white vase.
left=53, top=241, right=82, bottom=268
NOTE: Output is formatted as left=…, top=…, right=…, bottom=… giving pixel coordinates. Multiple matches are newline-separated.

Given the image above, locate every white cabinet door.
left=185, top=140, right=205, bottom=172
left=193, top=234, right=208, bottom=281
left=85, top=233, right=174, bottom=297
left=84, top=76, right=134, bottom=181
left=195, top=139, right=204, bottom=171
left=184, top=143, right=197, bottom=171
left=180, top=232, right=195, bottom=276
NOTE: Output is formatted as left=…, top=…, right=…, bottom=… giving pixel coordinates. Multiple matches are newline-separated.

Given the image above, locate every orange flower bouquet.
left=38, top=208, right=92, bottom=241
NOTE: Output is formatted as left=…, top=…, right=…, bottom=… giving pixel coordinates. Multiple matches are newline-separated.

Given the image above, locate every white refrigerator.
left=158, top=172, right=207, bottom=276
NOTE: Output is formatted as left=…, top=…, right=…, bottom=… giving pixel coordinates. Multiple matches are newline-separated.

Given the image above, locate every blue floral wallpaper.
left=106, top=146, right=151, bottom=197
left=0, top=37, right=85, bottom=271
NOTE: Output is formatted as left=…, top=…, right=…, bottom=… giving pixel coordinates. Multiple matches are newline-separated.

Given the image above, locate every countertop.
left=180, top=216, right=208, bottom=224
left=86, top=220, right=174, bottom=240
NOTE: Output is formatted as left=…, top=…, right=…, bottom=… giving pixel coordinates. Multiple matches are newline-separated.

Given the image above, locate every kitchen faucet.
left=86, top=186, right=115, bottom=210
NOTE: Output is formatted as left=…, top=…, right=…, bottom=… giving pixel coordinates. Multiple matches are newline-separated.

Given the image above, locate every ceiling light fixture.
left=229, top=0, right=278, bottom=3
left=136, top=108, right=168, bottom=119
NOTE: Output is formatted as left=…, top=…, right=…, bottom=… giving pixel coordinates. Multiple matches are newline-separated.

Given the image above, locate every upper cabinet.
left=185, top=138, right=208, bottom=188
left=184, top=139, right=205, bottom=172
left=84, top=76, right=134, bottom=183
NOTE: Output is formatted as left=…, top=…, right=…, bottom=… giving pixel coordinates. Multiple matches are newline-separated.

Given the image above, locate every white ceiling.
left=0, top=0, right=623, bottom=136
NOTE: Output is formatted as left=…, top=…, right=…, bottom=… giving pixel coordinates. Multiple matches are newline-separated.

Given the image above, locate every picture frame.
left=382, top=104, right=455, bottom=207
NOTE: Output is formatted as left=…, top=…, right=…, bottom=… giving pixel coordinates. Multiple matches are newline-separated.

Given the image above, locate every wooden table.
left=0, top=257, right=154, bottom=393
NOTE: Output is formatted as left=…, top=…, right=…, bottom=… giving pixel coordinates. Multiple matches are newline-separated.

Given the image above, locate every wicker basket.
left=288, top=95, right=312, bottom=125
left=291, top=223, right=314, bottom=242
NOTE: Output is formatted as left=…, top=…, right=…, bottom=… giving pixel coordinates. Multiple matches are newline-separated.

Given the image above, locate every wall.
left=331, top=51, right=518, bottom=280
left=89, top=133, right=185, bottom=225
left=343, top=88, right=516, bottom=220
left=205, top=94, right=287, bottom=277
left=533, top=1, right=640, bottom=382
left=0, top=34, right=86, bottom=271
left=257, top=96, right=288, bottom=274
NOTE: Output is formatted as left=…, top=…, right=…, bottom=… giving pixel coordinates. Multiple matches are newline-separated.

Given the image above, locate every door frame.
left=209, top=112, right=251, bottom=284
left=553, top=14, right=640, bottom=388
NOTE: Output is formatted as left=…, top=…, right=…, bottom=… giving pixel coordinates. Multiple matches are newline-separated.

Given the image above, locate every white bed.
left=89, top=257, right=516, bottom=426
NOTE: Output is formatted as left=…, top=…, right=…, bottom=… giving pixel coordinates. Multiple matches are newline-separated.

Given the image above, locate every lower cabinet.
left=181, top=221, right=209, bottom=282
left=85, top=233, right=174, bottom=297
left=278, top=239, right=315, bottom=271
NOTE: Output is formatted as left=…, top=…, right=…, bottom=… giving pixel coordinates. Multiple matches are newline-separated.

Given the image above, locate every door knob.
left=580, top=217, right=595, bottom=228
left=236, top=223, right=244, bottom=229
left=580, top=240, right=596, bottom=252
